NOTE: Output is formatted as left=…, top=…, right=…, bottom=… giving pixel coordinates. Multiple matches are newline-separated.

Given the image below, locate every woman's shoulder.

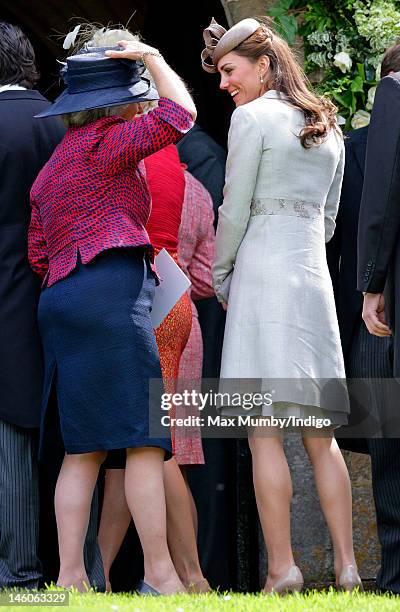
left=230, top=98, right=267, bottom=132
left=232, top=92, right=297, bottom=124
left=229, top=101, right=288, bottom=146
left=232, top=95, right=269, bottom=117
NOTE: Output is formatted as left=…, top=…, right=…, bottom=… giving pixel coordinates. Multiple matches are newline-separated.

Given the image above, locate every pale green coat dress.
left=214, top=90, right=348, bottom=426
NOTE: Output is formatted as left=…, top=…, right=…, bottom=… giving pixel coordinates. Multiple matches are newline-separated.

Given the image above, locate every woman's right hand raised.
left=106, top=40, right=197, bottom=121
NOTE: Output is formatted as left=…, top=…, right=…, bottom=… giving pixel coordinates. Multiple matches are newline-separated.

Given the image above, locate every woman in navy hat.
left=28, top=37, right=196, bottom=594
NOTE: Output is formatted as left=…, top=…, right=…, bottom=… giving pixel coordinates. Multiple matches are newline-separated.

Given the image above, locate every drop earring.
left=260, top=75, right=264, bottom=84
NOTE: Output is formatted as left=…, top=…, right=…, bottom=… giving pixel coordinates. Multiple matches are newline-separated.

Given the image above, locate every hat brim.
left=35, top=79, right=159, bottom=118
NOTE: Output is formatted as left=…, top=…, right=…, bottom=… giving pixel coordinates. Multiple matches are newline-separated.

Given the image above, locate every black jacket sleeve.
left=357, top=74, right=400, bottom=293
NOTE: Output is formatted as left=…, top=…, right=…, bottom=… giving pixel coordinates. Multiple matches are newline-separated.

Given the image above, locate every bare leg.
left=55, top=451, right=106, bottom=591
left=302, top=431, right=357, bottom=579
left=164, top=458, right=207, bottom=589
left=99, top=461, right=207, bottom=592
left=248, top=427, right=295, bottom=591
left=181, top=467, right=198, bottom=537
left=125, top=447, right=184, bottom=594
left=98, top=469, right=131, bottom=591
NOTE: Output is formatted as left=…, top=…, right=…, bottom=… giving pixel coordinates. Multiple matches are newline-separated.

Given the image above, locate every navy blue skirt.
left=38, top=248, right=171, bottom=458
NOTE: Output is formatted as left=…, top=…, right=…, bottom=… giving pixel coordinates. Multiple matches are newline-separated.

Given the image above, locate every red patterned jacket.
left=28, top=98, right=193, bottom=287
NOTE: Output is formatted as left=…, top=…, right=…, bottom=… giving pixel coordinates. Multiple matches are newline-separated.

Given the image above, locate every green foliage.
left=267, top=0, right=298, bottom=45
left=354, top=0, right=400, bottom=54
left=266, top=0, right=400, bottom=130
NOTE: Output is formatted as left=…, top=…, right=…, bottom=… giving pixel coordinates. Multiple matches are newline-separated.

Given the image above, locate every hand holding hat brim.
left=105, top=40, right=161, bottom=62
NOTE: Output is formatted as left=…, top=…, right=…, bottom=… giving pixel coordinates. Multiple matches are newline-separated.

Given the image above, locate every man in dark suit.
left=327, top=124, right=392, bottom=438
left=358, top=59, right=400, bottom=356
left=356, top=45, right=400, bottom=593
left=328, top=43, right=400, bottom=593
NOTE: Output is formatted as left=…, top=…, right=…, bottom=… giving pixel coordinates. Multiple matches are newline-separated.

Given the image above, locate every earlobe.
left=258, top=55, right=270, bottom=81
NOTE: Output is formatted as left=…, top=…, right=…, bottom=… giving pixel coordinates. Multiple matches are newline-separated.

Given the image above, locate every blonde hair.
left=61, top=104, right=128, bottom=128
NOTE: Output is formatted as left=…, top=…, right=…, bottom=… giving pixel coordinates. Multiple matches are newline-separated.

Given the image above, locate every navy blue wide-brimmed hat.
left=36, top=46, right=159, bottom=118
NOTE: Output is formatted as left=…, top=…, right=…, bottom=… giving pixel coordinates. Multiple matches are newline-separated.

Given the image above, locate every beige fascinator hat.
left=201, top=17, right=261, bottom=73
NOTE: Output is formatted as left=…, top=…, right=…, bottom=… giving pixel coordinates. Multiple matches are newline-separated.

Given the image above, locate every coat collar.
left=262, top=89, right=289, bottom=100
left=0, top=84, right=27, bottom=93
left=0, top=89, right=48, bottom=103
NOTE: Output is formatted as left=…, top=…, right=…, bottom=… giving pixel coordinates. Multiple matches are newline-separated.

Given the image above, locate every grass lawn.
left=3, top=590, right=399, bottom=611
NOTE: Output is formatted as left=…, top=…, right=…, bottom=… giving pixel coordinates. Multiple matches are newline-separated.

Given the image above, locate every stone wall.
left=221, top=0, right=278, bottom=27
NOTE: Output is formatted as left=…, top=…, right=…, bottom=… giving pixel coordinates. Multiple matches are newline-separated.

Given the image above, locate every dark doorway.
left=1, top=0, right=232, bottom=146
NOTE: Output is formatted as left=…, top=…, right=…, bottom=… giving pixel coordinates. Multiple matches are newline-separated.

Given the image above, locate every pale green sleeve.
left=213, top=105, right=263, bottom=301
left=325, top=140, right=345, bottom=243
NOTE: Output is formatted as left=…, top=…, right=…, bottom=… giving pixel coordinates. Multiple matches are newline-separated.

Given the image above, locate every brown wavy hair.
left=381, top=40, right=400, bottom=77
left=0, top=22, right=39, bottom=89
left=233, top=18, right=339, bottom=148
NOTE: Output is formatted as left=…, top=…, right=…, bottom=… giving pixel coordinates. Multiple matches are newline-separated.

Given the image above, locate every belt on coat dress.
left=250, top=197, right=323, bottom=218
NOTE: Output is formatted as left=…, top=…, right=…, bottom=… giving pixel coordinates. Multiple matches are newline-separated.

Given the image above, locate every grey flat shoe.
left=136, top=580, right=161, bottom=595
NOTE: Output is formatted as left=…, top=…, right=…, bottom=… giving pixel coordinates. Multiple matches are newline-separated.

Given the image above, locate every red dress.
left=144, top=144, right=195, bottom=463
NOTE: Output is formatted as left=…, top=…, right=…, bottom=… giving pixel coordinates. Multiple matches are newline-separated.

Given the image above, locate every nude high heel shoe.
left=264, top=565, right=304, bottom=595
left=185, top=578, right=211, bottom=594
left=336, top=565, right=363, bottom=592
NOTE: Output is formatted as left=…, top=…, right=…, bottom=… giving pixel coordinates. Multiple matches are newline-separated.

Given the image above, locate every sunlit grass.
left=2, top=586, right=398, bottom=612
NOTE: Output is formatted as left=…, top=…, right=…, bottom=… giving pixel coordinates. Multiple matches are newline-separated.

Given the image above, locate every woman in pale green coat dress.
left=201, top=17, right=362, bottom=594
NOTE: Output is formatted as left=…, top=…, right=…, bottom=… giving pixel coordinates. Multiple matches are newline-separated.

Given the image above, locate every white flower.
left=351, top=110, right=371, bottom=130
left=366, top=86, right=377, bottom=110
left=63, top=25, right=81, bottom=50
left=333, top=51, right=352, bottom=73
